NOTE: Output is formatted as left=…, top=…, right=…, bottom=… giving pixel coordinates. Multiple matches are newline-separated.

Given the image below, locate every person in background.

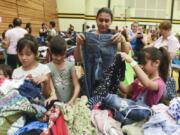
left=39, top=23, right=48, bottom=43
left=119, top=47, right=170, bottom=106
left=1, top=24, right=13, bottom=64
left=12, top=34, right=52, bottom=98
left=151, top=20, right=180, bottom=58
left=2, top=24, right=13, bottom=40
left=128, top=22, right=139, bottom=50
left=0, top=64, right=12, bottom=80
left=147, top=29, right=159, bottom=45
left=66, top=24, right=76, bottom=45
left=3, top=18, right=27, bottom=69
left=47, top=36, right=80, bottom=105
left=48, top=21, right=57, bottom=37
left=25, top=23, right=32, bottom=34
left=114, top=26, right=120, bottom=33
left=0, top=64, right=13, bottom=87
left=85, top=25, right=91, bottom=32
left=89, top=24, right=96, bottom=32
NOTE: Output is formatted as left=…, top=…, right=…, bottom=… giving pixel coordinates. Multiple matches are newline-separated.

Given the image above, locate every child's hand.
left=31, top=75, right=48, bottom=84
left=44, top=95, right=57, bottom=106
left=119, top=52, right=134, bottom=63
left=66, top=100, right=74, bottom=106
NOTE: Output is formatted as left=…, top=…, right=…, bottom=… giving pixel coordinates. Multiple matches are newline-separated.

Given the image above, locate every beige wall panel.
left=57, top=0, right=85, bottom=14
left=58, top=18, right=84, bottom=31
left=173, top=0, right=180, bottom=19
left=85, top=0, right=108, bottom=15
left=110, top=0, right=125, bottom=17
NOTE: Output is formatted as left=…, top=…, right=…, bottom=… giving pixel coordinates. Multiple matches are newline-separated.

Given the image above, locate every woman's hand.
left=112, top=32, right=124, bottom=44
left=76, top=33, right=85, bottom=46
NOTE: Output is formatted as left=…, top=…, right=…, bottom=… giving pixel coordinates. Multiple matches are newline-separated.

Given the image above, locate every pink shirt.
left=131, top=78, right=165, bottom=106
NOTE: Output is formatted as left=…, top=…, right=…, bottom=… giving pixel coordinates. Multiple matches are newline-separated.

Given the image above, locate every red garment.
left=0, top=78, right=6, bottom=86
left=42, top=107, right=68, bottom=135
left=50, top=113, right=68, bottom=135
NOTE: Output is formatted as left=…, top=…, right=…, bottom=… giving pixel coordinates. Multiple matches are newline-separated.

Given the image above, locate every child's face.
left=140, top=59, right=158, bottom=76
left=52, top=54, right=65, bottom=64
left=18, top=47, right=36, bottom=68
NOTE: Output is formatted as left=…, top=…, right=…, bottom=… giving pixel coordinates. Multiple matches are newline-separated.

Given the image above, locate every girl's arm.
left=120, top=52, right=159, bottom=91
left=32, top=73, right=52, bottom=98
left=119, top=82, right=133, bottom=94
left=42, top=73, right=52, bottom=98
left=67, top=68, right=80, bottom=105
left=44, top=77, right=57, bottom=105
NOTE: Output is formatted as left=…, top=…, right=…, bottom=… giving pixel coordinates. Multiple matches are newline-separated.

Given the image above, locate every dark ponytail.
left=139, top=47, right=170, bottom=82
left=159, top=47, right=171, bottom=82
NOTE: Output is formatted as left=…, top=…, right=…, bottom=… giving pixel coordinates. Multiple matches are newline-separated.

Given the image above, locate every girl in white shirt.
left=12, top=34, right=52, bottom=98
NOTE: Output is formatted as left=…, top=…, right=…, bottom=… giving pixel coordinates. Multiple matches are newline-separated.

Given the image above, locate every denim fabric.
left=14, top=121, right=48, bottom=135
left=87, top=96, right=104, bottom=110
left=82, top=32, right=117, bottom=98
left=103, top=94, right=152, bottom=125
left=18, top=80, right=42, bottom=101
left=103, top=94, right=130, bottom=111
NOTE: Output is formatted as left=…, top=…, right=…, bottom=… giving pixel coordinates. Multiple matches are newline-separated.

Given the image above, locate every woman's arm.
left=74, top=34, right=85, bottom=63
left=120, top=52, right=159, bottom=91
left=67, top=68, right=80, bottom=105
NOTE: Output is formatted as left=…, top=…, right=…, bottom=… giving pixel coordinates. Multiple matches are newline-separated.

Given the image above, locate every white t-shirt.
left=5, top=27, right=27, bottom=54
left=48, top=28, right=57, bottom=36
left=12, top=63, right=50, bottom=80
left=153, top=34, right=180, bottom=57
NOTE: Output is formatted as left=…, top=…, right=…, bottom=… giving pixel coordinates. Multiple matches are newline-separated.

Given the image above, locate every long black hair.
left=139, top=47, right=170, bottom=82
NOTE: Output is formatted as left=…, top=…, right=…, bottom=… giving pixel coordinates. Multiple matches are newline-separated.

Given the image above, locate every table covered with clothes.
left=0, top=77, right=180, bottom=134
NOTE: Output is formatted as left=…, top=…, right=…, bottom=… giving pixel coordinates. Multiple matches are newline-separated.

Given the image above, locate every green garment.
left=122, top=121, right=146, bottom=135
left=0, top=91, right=36, bottom=135
left=48, top=61, right=74, bottom=102
left=123, top=51, right=135, bottom=85
left=55, top=96, right=96, bottom=135
left=123, top=62, right=135, bottom=85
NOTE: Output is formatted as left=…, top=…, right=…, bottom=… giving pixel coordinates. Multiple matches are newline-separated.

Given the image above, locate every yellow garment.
left=172, top=70, right=179, bottom=90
